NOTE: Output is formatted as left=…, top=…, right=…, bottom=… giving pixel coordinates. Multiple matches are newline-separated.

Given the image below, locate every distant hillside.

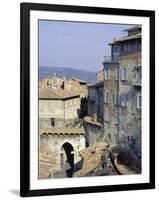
left=39, top=66, right=96, bottom=84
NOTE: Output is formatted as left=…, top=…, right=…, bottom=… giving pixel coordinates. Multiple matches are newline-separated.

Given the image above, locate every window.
left=104, top=68, right=109, bottom=80
left=51, top=118, right=55, bottom=127
left=104, top=91, right=109, bottom=103
left=120, top=93, right=127, bottom=107
left=135, top=66, right=141, bottom=84
left=104, top=108, right=109, bottom=122
left=121, top=68, right=128, bottom=81
left=123, top=43, right=127, bottom=52
left=138, top=41, right=141, bottom=51
left=113, top=93, right=119, bottom=105
left=127, top=43, right=132, bottom=52
left=137, top=95, right=142, bottom=109
left=89, top=89, right=95, bottom=100
left=115, top=68, right=119, bottom=80
left=47, top=80, right=51, bottom=87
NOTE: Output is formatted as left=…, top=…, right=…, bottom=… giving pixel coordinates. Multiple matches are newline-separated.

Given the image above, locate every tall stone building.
left=39, top=87, right=81, bottom=128
left=38, top=76, right=87, bottom=178
left=103, top=26, right=141, bottom=158
left=84, top=81, right=104, bottom=145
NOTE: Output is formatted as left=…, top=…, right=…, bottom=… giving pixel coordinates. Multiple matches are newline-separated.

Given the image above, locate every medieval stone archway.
left=60, top=142, right=74, bottom=177
left=39, top=128, right=86, bottom=179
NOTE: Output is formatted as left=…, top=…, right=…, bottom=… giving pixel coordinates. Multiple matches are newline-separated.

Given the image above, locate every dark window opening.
left=51, top=118, right=55, bottom=127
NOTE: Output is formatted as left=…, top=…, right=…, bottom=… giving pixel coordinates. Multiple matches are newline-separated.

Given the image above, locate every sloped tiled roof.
left=39, top=87, right=80, bottom=99
left=72, top=78, right=87, bottom=83
left=39, top=127, right=85, bottom=135
left=88, top=81, right=104, bottom=88
left=84, top=116, right=103, bottom=127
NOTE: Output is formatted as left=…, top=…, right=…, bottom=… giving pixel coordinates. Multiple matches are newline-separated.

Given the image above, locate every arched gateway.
left=60, top=142, right=74, bottom=177
left=39, top=127, right=85, bottom=178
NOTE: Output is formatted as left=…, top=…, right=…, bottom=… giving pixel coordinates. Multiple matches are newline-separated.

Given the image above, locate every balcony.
left=103, top=56, right=119, bottom=63
left=132, top=80, right=141, bottom=87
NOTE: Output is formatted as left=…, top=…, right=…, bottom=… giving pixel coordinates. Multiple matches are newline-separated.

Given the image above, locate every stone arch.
left=60, top=142, right=74, bottom=177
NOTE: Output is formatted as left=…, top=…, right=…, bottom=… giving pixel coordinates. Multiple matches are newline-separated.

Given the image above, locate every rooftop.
left=109, top=32, right=141, bottom=45
left=88, top=81, right=104, bottom=88
left=39, top=87, right=80, bottom=100
left=39, top=127, right=85, bottom=135
left=84, top=116, right=103, bottom=127
left=72, top=78, right=87, bottom=84
left=123, top=26, right=141, bottom=32
left=74, top=143, right=117, bottom=177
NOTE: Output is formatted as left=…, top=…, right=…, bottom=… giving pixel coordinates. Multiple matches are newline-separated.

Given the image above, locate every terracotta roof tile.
left=84, top=116, right=103, bottom=127
left=39, top=87, right=79, bottom=99
left=39, top=127, right=85, bottom=135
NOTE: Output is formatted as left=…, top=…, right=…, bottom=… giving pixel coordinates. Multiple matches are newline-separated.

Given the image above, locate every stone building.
left=72, top=78, right=88, bottom=98
left=39, top=76, right=64, bottom=89
left=39, top=86, right=81, bottom=128
left=38, top=76, right=87, bottom=178
left=84, top=81, right=104, bottom=145
left=39, top=127, right=85, bottom=178
left=103, top=26, right=142, bottom=158
left=96, top=70, right=104, bottom=82
left=39, top=76, right=88, bottom=98
left=63, top=78, right=88, bottom=117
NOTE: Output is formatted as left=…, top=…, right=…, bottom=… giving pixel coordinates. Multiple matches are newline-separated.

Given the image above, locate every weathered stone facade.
left=39, top=128, right=85, bottom=178
left=39, top=97, right=81, bottom=128
left=84, top=116, right=103, bottom=145
left=38, top=76, right=88, bottom=178
left=85, top=26, right=142, bottom=161
left=119, top=52, right=141, bottom=158
left=102, top=26, right=142, bottom=159
left=96, top=70, right=104, bottom=82
left=103, top=61, right=119, bottom=144
left=84, top=81, right=104, bottom=145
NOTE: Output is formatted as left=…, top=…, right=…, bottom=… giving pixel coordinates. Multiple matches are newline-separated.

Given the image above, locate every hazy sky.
left=39, top=20, right=133, bottom=72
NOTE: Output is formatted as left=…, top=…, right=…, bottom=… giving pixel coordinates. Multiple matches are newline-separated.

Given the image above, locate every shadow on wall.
left=78, top=97, right=88, bottom=118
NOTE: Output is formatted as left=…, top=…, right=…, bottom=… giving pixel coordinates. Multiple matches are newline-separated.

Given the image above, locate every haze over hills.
left=39, top=66, right=97, bottom=84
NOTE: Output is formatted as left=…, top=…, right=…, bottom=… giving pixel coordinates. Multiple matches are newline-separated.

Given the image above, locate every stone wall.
left=39, top=132, right=85, bottom=178
left=103, top=62, right=119, bottom=144
left=96, top=70, right=104, bottom=82
left=84, top=118, right=103, bottom=145
left=39, top=96, right=81, bottom=128
left=119, top=52, right=141, bottom=158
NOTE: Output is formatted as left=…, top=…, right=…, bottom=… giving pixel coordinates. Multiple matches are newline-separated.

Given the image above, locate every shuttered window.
left=121, top=68, right=128, bottom=81
left=104, top=68, right=109, bottom=80
left=137, top=95, right=142, bottom=109
left=120, top=93, right=127, bottom=107
left=104, top=91, right=109, bottom=103
left=113, top=93, right=119, bottom=105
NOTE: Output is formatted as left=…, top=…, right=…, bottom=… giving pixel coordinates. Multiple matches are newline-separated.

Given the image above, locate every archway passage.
left=60, top=142, right=74, bottom=177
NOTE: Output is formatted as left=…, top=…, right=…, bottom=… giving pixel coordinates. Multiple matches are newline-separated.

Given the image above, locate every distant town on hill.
left=39, top=66, right=97, bottom=84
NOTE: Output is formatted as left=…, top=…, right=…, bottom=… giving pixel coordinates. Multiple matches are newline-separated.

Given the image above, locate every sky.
left=39, top=20, right=133, bottom=72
